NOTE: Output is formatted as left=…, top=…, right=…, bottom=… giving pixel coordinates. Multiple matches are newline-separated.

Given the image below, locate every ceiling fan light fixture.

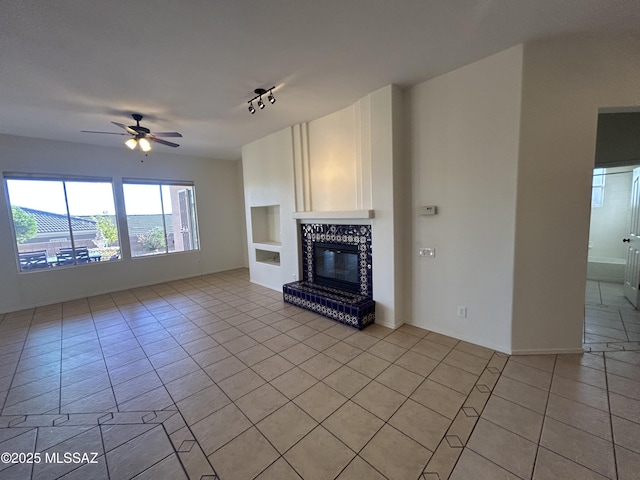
left=138, top=137, right=152, bottom=152
left=84, top=114, right=181, bottom=150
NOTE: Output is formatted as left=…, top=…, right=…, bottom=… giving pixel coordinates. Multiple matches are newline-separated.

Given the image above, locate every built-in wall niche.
left=255, top=249, right=280, bottom=266
left=251, top=205, right=281, bottom=245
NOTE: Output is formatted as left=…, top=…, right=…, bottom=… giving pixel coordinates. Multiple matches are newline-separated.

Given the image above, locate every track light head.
left=248, top=102, right=256, bottom=114
left=268, top=90, right=276, bottom=104
left=258, top=97, right=265, bottom=109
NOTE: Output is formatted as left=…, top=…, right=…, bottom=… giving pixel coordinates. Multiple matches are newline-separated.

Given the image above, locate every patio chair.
left=56, top=247, right=90, bottom=266
left=18, top=250, right=49, bottom=271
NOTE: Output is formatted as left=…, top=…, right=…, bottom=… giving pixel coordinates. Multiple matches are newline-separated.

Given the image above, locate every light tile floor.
left=0, top=270, right=638, bottom=479
left=584, top=280, right=640, bottom=351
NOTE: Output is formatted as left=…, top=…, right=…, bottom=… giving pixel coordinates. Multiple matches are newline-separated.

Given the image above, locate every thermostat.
left=419, top=205, right=437, bottom=216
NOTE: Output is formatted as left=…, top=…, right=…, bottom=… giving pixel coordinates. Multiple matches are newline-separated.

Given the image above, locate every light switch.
left=419, top=248, right=435, bottom=258
left=419, top=205, right=438, bottom=216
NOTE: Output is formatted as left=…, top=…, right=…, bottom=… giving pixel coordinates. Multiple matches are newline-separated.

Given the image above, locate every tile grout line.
left=26, top=423, right=38, bottom=480
left=261, top=328, right=413, bottom=479
left=0, top=309, right=47, bottom=416
left=528, top=354, right=557, bottom=480
left=97, top=420, right=112, bottom=480
left=603, top=353, right=620, bottom=480
left=204, top=326, right=420, bottom=479
left=518, top=353, right=620, bottom=480
left=617, top=308, right=631, bottom=343
left=0, top=313, right=35, bottom=416
left=208, top=331, right=378, bottom=479
left=199, top=323, right=476, bottom=479
left=128, top=281, right=287, bottom=479
left=598, top=280, right=604, bottom=306
left=424, top=350, right=506, bottom=480
left=93, top=294, right=136, bottom=417
left=178, top=288, right=314, bottom=479
left=100, top=280, right=236, bottom=479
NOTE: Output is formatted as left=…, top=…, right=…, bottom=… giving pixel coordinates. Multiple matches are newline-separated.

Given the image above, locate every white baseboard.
left=404, top=322, right=511, bottom=355
left=510, top=347, right=586, bottom=355
left=1, top=265, right=248, bottom=315
left=375, top=318, right=405, bottom=330
left=248, top=278, right=282, bottom=292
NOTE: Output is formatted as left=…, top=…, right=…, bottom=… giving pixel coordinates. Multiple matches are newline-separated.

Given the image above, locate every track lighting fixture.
left=248, top=87, right=276, bottom=114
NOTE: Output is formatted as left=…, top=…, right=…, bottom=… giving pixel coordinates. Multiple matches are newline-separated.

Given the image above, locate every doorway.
left=585, top=165, right=640, bottom=349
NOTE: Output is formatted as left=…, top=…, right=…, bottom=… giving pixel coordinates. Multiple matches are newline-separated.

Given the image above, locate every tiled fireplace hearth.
left=283, top=224, right=375, bottom=329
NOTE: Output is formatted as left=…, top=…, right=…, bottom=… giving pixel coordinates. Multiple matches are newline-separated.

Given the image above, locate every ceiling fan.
left=81, top=113, right=182, bottom=151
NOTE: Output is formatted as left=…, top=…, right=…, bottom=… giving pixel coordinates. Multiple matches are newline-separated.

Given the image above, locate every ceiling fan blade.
left=81, top=130, right=128, bottom=135
left=152, top=132, right=183, bottom=138
left=111, top=122, right=138, bottom=135
left=150, top=137, right=180, bottom=148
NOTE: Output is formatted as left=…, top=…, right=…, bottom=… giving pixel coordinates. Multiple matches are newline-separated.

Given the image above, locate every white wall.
left=0, top=134, right=247, bottom=313
left=407, top=45, right=523, bottom=353
left=241, top=128, right=299, bottom=290
left=512, top=35, right=640, bottom=353
left=370, top=85, right=405, bottom=328
left=308, top=105, right=358, bottom=211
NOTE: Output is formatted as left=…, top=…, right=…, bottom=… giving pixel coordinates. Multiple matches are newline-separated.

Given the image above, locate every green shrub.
left=139, top=226, right=166, bottom=251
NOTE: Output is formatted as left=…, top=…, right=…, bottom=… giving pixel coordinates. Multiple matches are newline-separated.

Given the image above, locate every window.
left=592, top=168, right=605, bottom=207
left=123, top=181, right=199, bottom=257
left=5, top=176, right=120, bottom=271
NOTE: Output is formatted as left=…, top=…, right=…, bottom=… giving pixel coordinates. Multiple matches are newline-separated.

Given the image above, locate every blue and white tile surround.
left=283, top=224, right=375, bottom=329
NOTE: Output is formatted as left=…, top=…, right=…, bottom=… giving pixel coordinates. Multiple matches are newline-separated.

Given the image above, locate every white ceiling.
left=2, top=0, right=640, bottom=160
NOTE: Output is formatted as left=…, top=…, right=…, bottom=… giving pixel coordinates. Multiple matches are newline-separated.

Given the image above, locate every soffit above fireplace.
left=292, top=210, right=374, bottom=220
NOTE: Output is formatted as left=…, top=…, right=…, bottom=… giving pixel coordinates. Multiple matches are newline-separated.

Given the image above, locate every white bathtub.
left=587, top=256, right=626, bottom=283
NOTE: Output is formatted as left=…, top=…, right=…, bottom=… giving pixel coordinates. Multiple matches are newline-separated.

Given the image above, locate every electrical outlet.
left=457, top=306, right=467, bottom=318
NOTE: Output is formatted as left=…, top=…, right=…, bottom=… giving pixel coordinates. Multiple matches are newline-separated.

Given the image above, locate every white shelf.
left=256, top=259, right=280, bottom=266
left=253, top=241, right=282, bottom=251
left=292, top=210, right=374, bottom=220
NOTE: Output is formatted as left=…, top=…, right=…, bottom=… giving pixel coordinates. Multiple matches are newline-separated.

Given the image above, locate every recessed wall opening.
left=585, top=109, right=640, bottom=348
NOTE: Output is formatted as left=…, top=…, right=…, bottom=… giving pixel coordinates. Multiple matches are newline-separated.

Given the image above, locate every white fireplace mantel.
left=292, top=210, right=374, bottom=220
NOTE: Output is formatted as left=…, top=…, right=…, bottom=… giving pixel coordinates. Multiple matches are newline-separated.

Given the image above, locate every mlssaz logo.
left=45, top=452, right=99, bottom=464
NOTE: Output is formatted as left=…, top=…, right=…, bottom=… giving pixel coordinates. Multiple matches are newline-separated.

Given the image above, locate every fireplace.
left=314, top=242, right=359, bottom=293
left=282, top=223, right=375, bottom=329
left=301, top=224, right=373, bottom=297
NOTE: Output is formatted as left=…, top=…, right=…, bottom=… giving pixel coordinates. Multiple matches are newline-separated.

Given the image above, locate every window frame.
left=122, top=178, right=200, bottom=258
left=592, top=167, right=606, bottom=208
left=4, top=173, right=121, bottom=272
